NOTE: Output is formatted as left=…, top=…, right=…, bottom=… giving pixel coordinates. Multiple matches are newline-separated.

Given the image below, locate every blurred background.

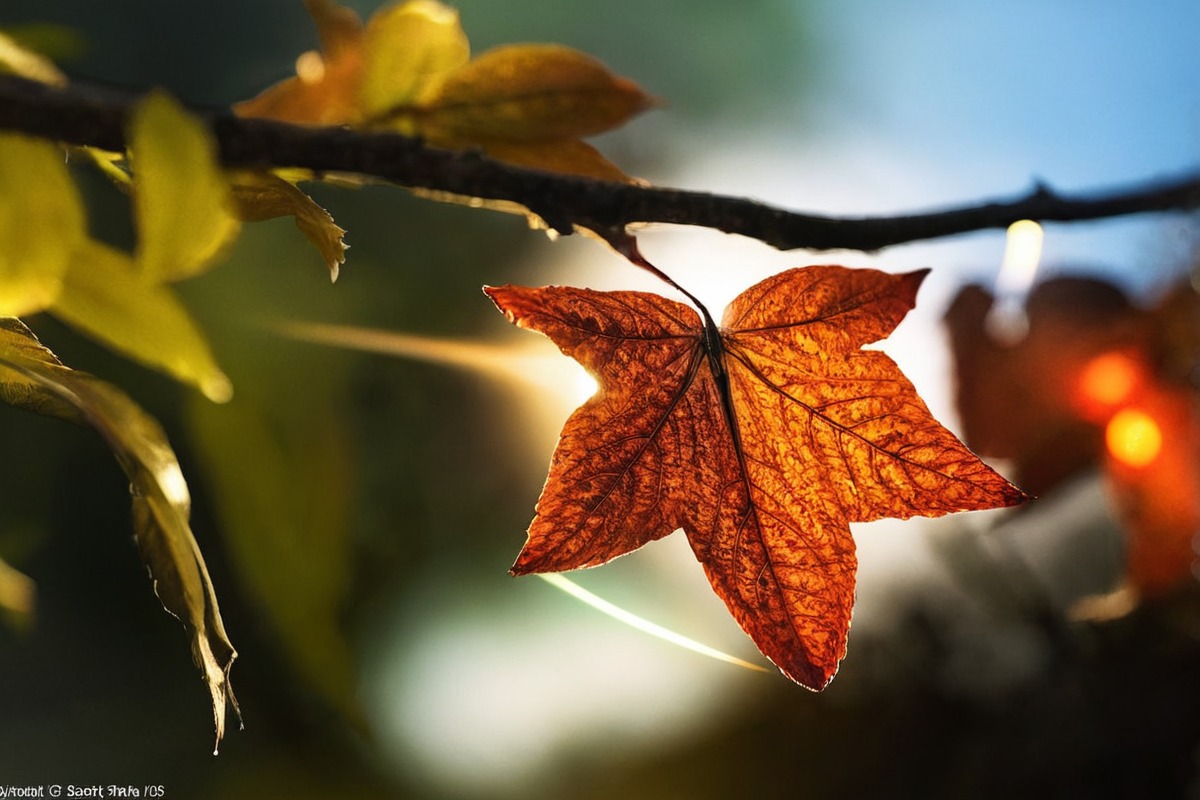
left=1, top=0, right=1199, bottom=797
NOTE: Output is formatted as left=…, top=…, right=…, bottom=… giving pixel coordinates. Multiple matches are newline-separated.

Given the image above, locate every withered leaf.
left=486, top=265, right=1027, bottom=688
left=0, top=317, right=239, bottom=751
left=229, top=170, right=347, bottom=280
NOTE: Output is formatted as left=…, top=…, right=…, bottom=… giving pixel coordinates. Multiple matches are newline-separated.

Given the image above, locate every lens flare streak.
left=539, top=573, right=770, bottom=674
left=277, top=319, right=759, bottom=672
left=274, top=319, right=597, bottom=402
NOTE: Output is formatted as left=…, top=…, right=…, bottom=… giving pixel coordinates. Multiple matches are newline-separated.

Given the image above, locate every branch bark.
left=2, top=74, right=1198, bottom=252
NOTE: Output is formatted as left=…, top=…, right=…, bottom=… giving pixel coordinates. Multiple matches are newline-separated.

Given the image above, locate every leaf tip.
left=1002, top=482, right=1036, bottom=507
left=202, top=373, right=234, bottom=404
left=900, top=267, right=932, bottom=302
left=776, top=653, right=841, bottom=692
left=482, top=284, right=514, bottom=316
left=509, top=544, right=551, bottom=576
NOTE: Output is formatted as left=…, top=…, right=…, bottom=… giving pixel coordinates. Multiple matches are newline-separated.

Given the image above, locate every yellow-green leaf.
left=415, top=44, right=655, bottom=143
left=0, top=555, right=35, bottom=629
left=0, top=31, right=67, bottom=85
left=359, top=0, right=469, bottom=124
left=75, top=145, right=132, bottom=187
left=0, top=134, right=85, bottom=315
left=129, top=91, right=240, bottom=282
left=52, top=240, right=232, bottom=402
left=0, top=317, right=239, bottom=752
left=230, top=170, right=347, bottom=281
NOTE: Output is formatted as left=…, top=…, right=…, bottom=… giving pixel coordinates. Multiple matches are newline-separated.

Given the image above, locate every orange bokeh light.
left=1077, top=351, right=1140, bottom=417
left=1106, top=408, right=1162, bottom=468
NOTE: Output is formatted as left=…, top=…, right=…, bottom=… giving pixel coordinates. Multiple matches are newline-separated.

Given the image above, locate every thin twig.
left=1, top=74, right=1197, bottom=252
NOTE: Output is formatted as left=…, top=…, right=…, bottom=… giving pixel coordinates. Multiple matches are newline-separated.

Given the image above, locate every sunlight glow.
left=572, top=368, right=600, bottom=405
left=986, top=219, right=1044, bottom=342
left=157, top=460, right=192, bottom=507
left=996, top=220, right=1045, bottom=297
left=275, top=320, right=585, bottom=396
left=1106, top=408, right=1162, bottom=468
left=538, top=573, right=770, bottom=674
left=279, top=319, right=768, bottom=720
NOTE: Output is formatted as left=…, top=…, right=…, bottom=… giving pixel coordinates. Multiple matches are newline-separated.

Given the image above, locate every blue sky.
left=804, top=0, right=1200, bottom=291
left=829, top=2, right=1199, bottom=180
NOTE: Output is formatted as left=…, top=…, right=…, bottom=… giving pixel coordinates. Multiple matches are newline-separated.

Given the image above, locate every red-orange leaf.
left=486, top=265, right=1027, bottom=689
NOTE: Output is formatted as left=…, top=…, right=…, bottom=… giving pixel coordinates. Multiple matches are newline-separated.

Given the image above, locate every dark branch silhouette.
left=2, top=74, right=1198, bottom=252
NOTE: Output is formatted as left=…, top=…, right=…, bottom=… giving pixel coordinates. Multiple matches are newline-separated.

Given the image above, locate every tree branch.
left=2, top=74, right=1198, bottom=252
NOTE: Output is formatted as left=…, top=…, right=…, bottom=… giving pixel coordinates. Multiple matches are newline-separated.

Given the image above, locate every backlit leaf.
left=234, top=1, right=650, bottom=181
left=305, top=0, right=364, bottom=64
left=0, top=554, right=35, bottom=629
left=52, top=240, right=232, bottom=402
left=129, top=90, right=240, bottom=282
left=359, top=0, right=469, bottom=122
left=0, top=317, right=239, bottom=751
left=0, top=30, right=67, bottom=86
left=414, top=44, right=654, bottom=143
left=440, top=137, right=633, bottom=183
left=487, top=265, right=1027, bottom=688
left=230, top=170, right=347, bottom=281
left=0, top=134, right=85, bottom=315
left=233, top=0, right=365, bottom=125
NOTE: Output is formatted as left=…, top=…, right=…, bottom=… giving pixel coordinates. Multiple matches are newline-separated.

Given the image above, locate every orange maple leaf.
left=486, top=265, right=1027, bottom=688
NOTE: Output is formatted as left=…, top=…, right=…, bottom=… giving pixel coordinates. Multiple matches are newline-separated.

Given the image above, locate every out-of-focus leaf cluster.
left=235, top=0, right=655, bottom=182
left=1, top=94, right=235, bottom=401
left=0, top=318, right=239, bottom=751
left=0, top=32, right=350, bottom=747
left=0, top=0, right=656, bottom=757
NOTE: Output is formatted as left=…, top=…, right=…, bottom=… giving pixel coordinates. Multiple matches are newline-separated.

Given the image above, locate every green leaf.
left=51, top=240, right=233, bottom=402
left=359, top=0, right=469, bottom=122
left=129, top=90, right=240, bottom=282
left=0, top=134, right=86, bottom=315
left=0, top=317, right=239, bottom=752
